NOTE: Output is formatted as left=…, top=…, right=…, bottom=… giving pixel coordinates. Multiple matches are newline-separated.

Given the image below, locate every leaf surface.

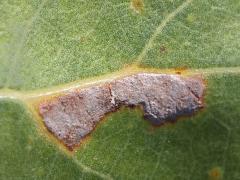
left=0, top=0, right=239, bottom=179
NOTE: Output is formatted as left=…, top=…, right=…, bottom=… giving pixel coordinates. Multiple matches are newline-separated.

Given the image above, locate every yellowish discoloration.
left=208, top=167, right=223, bottom=180
left=174, top=66, right=188, bottom=74
left=186, top=13, right=197, bottom=23
left=130, top=0, right=144, bottom=14
left=26, top=100, right=74, bottom=156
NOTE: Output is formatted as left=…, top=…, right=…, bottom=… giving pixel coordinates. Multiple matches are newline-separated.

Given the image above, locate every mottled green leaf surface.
left=0, top=0, right=240, bottom=179
left=0, top=0, right=239, bottom=90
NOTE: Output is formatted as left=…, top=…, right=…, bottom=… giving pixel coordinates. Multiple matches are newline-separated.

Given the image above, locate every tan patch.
left=174, top=66, right=188, bottom=75
left=130, top=0, right=144, bottom=14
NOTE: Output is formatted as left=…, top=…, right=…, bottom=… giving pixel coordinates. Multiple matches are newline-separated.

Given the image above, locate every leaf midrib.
left=0, top=66, right=239, bottom=101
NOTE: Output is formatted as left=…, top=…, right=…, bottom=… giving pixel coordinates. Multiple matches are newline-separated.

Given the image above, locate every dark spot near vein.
left=159, top=45, right=167, bottom=53
left=39, top=73, right=205, bottom=150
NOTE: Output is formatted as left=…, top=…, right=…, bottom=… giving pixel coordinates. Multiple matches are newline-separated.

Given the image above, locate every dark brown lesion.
left=39, top=73, right=205, bottom=150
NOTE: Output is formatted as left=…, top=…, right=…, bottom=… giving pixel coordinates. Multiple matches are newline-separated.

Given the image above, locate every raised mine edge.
left=39, top=73, right=205, bottom=150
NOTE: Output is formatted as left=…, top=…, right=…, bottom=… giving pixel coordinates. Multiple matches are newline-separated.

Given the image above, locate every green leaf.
left=0, top=0, right=239, bottom=179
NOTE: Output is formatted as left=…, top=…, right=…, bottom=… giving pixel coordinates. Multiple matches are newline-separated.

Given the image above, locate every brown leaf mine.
left=39, top=73, right=205, bottom=149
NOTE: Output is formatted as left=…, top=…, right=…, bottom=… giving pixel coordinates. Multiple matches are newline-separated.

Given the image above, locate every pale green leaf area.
left=0, top=0, right=239, bottom=90
left=0, top=75, right=240, bottom=179
left=0, top=100, right=100, bottom=180
left=0, top=0, right=240, bottom=179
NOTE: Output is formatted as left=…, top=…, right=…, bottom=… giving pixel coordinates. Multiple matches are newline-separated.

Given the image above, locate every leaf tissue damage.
left=130, top=0, right=144, bottom=14
left=39, top=73, right=205, bottom=150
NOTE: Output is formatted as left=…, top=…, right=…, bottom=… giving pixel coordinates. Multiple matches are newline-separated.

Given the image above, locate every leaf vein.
left=136, top=0, right=193, bottom=63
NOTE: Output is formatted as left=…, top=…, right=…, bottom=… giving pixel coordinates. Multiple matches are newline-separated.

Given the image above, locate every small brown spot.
left=159, top=45, right=167, bottom=53
left=209, top=167, right=223, bottom=180
left=130, top=0, right=144, bottom=14
left=80, top=37, right=87, bottom=43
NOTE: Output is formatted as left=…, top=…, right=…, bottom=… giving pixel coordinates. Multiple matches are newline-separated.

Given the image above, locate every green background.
left=0, top=0, right=239, bottom=179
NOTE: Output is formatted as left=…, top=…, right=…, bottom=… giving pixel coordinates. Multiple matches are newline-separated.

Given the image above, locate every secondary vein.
left=136, top=0, right=193, bottom=63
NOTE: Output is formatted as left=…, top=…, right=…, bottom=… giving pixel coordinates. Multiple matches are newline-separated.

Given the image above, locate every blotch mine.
left=39, top=73, right=205, bottom=149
